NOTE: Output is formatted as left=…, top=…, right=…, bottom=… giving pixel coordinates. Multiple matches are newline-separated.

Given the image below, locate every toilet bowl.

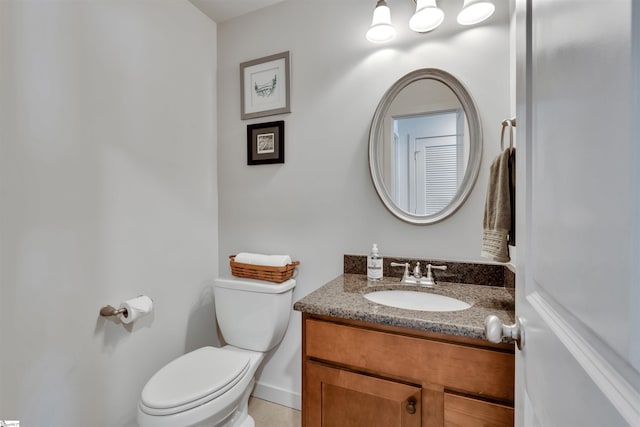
left=137, top=277, right=296, bottom=427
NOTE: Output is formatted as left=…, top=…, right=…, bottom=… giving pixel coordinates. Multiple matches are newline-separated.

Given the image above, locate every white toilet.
left=137, top=277, right=297, bottom=427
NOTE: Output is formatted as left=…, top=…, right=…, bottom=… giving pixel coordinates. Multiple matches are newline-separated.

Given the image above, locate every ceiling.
left=188, top=0, right=285, bottom=23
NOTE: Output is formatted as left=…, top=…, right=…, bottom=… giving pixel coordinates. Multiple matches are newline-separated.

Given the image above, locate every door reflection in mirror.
left=391, top=110, right=468, bottom=215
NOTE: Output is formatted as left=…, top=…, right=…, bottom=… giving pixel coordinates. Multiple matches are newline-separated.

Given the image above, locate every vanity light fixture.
left=366, top=0, right=495, bottom=43
left=409, top=0, right=444, bottom=33
left=457, top=0, right=495, bottom=25
left=366, top=0, right=397, bottom=43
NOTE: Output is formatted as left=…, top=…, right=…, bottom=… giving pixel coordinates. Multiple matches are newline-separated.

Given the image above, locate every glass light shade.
left=366, top=0, right=396, bottom=43
left=457, top=0, right=495, bottom=25
left=409, top=0, right=444, bottom=33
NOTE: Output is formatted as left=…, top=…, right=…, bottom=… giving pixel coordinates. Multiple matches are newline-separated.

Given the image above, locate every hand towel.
left=481, top=148, right=514, bottom=262
left=508, top=147, right=516, bottom=246
left=234, top=252, right=292, bottom=267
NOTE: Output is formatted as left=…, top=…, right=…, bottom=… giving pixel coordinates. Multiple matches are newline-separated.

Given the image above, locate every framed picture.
left=247, top=121, right=285, bottom=165
left=240, top=51, right=290, bottom=120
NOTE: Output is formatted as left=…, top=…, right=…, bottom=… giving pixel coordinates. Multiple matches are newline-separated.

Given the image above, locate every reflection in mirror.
left=380, top=80, right=469, bottom=215
left=369, top=69, right=482, bottom=224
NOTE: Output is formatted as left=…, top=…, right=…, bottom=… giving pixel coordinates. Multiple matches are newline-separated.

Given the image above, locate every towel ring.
left=500, top=118, right=516, bottom=151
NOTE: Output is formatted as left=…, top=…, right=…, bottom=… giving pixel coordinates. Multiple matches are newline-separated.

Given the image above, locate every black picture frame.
left=247, top=121, right=285, bottom=165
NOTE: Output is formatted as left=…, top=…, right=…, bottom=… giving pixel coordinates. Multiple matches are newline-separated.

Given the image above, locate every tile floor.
left=248, top=397, right=301, bottom=427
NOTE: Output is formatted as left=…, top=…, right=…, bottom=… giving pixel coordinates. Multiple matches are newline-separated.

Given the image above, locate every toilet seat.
left=140, top=346, right=250, bottom=416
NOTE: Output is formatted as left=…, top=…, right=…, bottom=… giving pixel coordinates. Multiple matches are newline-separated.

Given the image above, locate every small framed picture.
left=240, top=51, right=290, bottom=120
left=247, top=121, right=285, bottom=165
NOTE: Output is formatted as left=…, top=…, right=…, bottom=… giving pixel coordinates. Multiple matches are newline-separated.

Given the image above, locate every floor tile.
left=248, top=397, right=301, bottom=427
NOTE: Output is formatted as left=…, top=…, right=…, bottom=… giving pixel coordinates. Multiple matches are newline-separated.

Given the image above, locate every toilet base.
left=217, top=380, right=254, bottom=427
left=240, top=415, right=255, bottom=427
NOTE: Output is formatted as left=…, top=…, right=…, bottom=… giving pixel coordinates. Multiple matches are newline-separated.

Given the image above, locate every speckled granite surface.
left=293, top=273, right=515, bottom=340
left=344, top=254, right=512, bottom=287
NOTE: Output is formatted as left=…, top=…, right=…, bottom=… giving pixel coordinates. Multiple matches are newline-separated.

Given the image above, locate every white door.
left=395, top=111, right=463, bottom=215
left=414, top=135, right=458, bottom=215
left=512, top=0, right=640, bottom=426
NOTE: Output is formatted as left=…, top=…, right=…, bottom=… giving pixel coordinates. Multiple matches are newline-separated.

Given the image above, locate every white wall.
left=218, top=0, right=511, bottom=409
left=0, top=1, right=218, bottom=425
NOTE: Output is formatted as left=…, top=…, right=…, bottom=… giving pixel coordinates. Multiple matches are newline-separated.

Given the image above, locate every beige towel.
left=508, top=147, right=516, bottom=246
left=482, top=148, right=513, bottom=262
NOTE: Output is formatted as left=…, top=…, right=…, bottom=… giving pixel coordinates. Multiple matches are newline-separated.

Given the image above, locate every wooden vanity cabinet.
left=302, top=314, right=515, bottom=427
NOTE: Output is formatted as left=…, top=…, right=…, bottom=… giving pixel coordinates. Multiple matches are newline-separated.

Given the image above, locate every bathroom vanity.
left=294, top=266, right=515, bottom=427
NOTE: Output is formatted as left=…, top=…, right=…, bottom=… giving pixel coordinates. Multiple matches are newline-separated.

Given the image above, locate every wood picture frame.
left=240, top=51, right=291, bottom=120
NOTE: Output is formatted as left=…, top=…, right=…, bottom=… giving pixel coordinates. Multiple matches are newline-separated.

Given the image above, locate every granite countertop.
left=293, top=273, right=515, bottom=340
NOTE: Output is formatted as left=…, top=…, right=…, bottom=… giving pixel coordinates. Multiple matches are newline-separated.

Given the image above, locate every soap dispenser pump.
left=367, top=244, right=383, bottom=282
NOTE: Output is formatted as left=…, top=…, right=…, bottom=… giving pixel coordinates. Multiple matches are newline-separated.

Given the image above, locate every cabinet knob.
left=484, top=315, right=525, bottom=350
left=405, top=397, right=417, bottom=414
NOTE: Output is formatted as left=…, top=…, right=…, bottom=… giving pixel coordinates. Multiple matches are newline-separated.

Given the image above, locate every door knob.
left=484, top=315, right=525, bottom=350
left=405, top=397, right=417, bottom=414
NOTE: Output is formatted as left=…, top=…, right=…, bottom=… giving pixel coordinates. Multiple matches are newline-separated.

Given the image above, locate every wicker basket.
left=229, top=255, right=300, bottom=283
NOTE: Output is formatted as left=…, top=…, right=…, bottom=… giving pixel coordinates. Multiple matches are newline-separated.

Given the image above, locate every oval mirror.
left=369, top=69, right=482, bottom=224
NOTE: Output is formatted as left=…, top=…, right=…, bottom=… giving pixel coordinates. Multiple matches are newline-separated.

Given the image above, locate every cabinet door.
left=305, top=362, right=422, bottom=427
left=444, top=393, right=513, bottom=427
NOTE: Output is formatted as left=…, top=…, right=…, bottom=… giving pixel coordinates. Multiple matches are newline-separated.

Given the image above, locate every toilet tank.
left=213, top=277, right=296, bottom=352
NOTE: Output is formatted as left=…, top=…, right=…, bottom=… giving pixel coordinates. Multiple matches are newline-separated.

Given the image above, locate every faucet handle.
left=423, top=264, right=447, bottom=287
left=390, top=262, right=410, bottom=281
left=390, top=262, right=409, bottom=267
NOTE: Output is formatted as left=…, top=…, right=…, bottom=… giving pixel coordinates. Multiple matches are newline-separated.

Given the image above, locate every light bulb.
left=409, top=0, right=444, bottom=33
left=366, top=0, right=396, bottom=43
left=457, top=0, right=495, bottom=26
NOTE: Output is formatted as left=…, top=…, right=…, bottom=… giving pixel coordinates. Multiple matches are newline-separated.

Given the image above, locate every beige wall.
left=0, top=0, right=512, bottom=422
left=218, top=0, right=511, bottom=409
left=0, top=1, right=218, bottom=425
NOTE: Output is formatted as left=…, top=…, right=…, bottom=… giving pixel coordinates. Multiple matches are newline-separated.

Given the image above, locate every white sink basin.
left=364, top=290, right=471, bottom=312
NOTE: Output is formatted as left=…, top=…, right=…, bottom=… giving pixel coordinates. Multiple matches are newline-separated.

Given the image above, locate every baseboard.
left=252, top=381, right=301, bottom=411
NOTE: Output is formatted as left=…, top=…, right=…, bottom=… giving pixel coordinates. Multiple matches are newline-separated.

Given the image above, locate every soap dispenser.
left=367, top=244, right=383, bottom=282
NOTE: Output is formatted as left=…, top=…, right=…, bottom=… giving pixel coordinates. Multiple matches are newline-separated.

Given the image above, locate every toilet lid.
left=140, top=346, right=250, bottom=416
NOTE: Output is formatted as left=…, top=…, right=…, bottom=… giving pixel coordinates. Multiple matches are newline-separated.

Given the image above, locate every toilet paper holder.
left=99, top=295, right=153, bottom=324
left=99, top=305, right=127, bottom=317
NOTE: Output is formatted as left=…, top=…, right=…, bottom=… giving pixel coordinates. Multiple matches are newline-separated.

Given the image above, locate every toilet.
left=137, top=277, right=296, bottom=427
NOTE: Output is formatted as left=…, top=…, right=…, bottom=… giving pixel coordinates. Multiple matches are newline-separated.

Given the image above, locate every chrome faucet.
left=413, top=262, right=422, bottom=279
left=390, top=261, right=411, bottom=282
left=390, top=262, right=447, bottom=287
left=423, top=264, right=447, bottom=287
